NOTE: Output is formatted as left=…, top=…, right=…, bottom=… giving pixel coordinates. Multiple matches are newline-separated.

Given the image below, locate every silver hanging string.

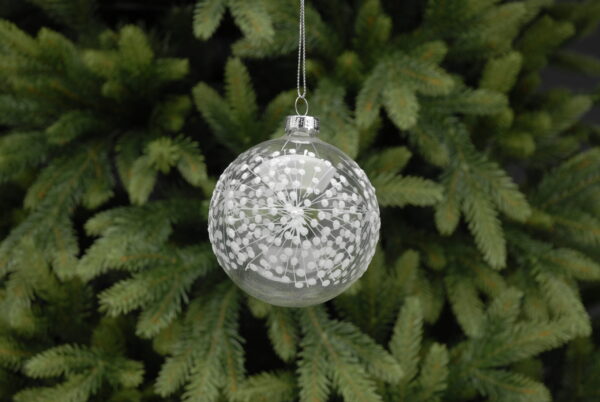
left=295, top=0, right=308, bottom=116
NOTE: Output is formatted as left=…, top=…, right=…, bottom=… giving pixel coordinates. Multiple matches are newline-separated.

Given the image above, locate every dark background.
left=544, top=0, right=600, bottom=123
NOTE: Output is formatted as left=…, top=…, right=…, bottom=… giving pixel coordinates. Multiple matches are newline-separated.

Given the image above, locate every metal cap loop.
left=295, top=96, right=309, bottom=116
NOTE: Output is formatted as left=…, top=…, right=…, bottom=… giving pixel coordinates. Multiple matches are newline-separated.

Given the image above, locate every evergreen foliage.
left=0, top=0, right=599, bottom=401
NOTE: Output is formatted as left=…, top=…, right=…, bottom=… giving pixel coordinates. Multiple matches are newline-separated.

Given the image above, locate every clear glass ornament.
left=208, top=116, right=380, bottom=307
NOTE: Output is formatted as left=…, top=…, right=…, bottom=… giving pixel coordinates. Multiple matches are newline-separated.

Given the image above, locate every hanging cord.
left=295, top=0, right=309, bottom=116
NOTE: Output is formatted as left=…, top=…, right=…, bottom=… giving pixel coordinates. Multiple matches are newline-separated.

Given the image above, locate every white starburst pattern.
left=208, top=136, right=380, bottom=303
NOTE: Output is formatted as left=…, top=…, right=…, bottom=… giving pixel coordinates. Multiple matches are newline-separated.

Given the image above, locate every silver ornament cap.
left=285, top=115, right=320, bottom=136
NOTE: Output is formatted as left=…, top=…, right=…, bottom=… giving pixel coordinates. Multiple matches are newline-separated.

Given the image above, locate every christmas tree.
left=1, top=0, right=600, bottom=401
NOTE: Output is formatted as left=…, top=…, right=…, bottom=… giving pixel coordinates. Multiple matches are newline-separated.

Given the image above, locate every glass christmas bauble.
left=208, top=115, right=380, bottom=307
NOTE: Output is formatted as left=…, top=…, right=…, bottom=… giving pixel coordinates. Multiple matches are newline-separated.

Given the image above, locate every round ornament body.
left=208, top=116, right=380, bottom=307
